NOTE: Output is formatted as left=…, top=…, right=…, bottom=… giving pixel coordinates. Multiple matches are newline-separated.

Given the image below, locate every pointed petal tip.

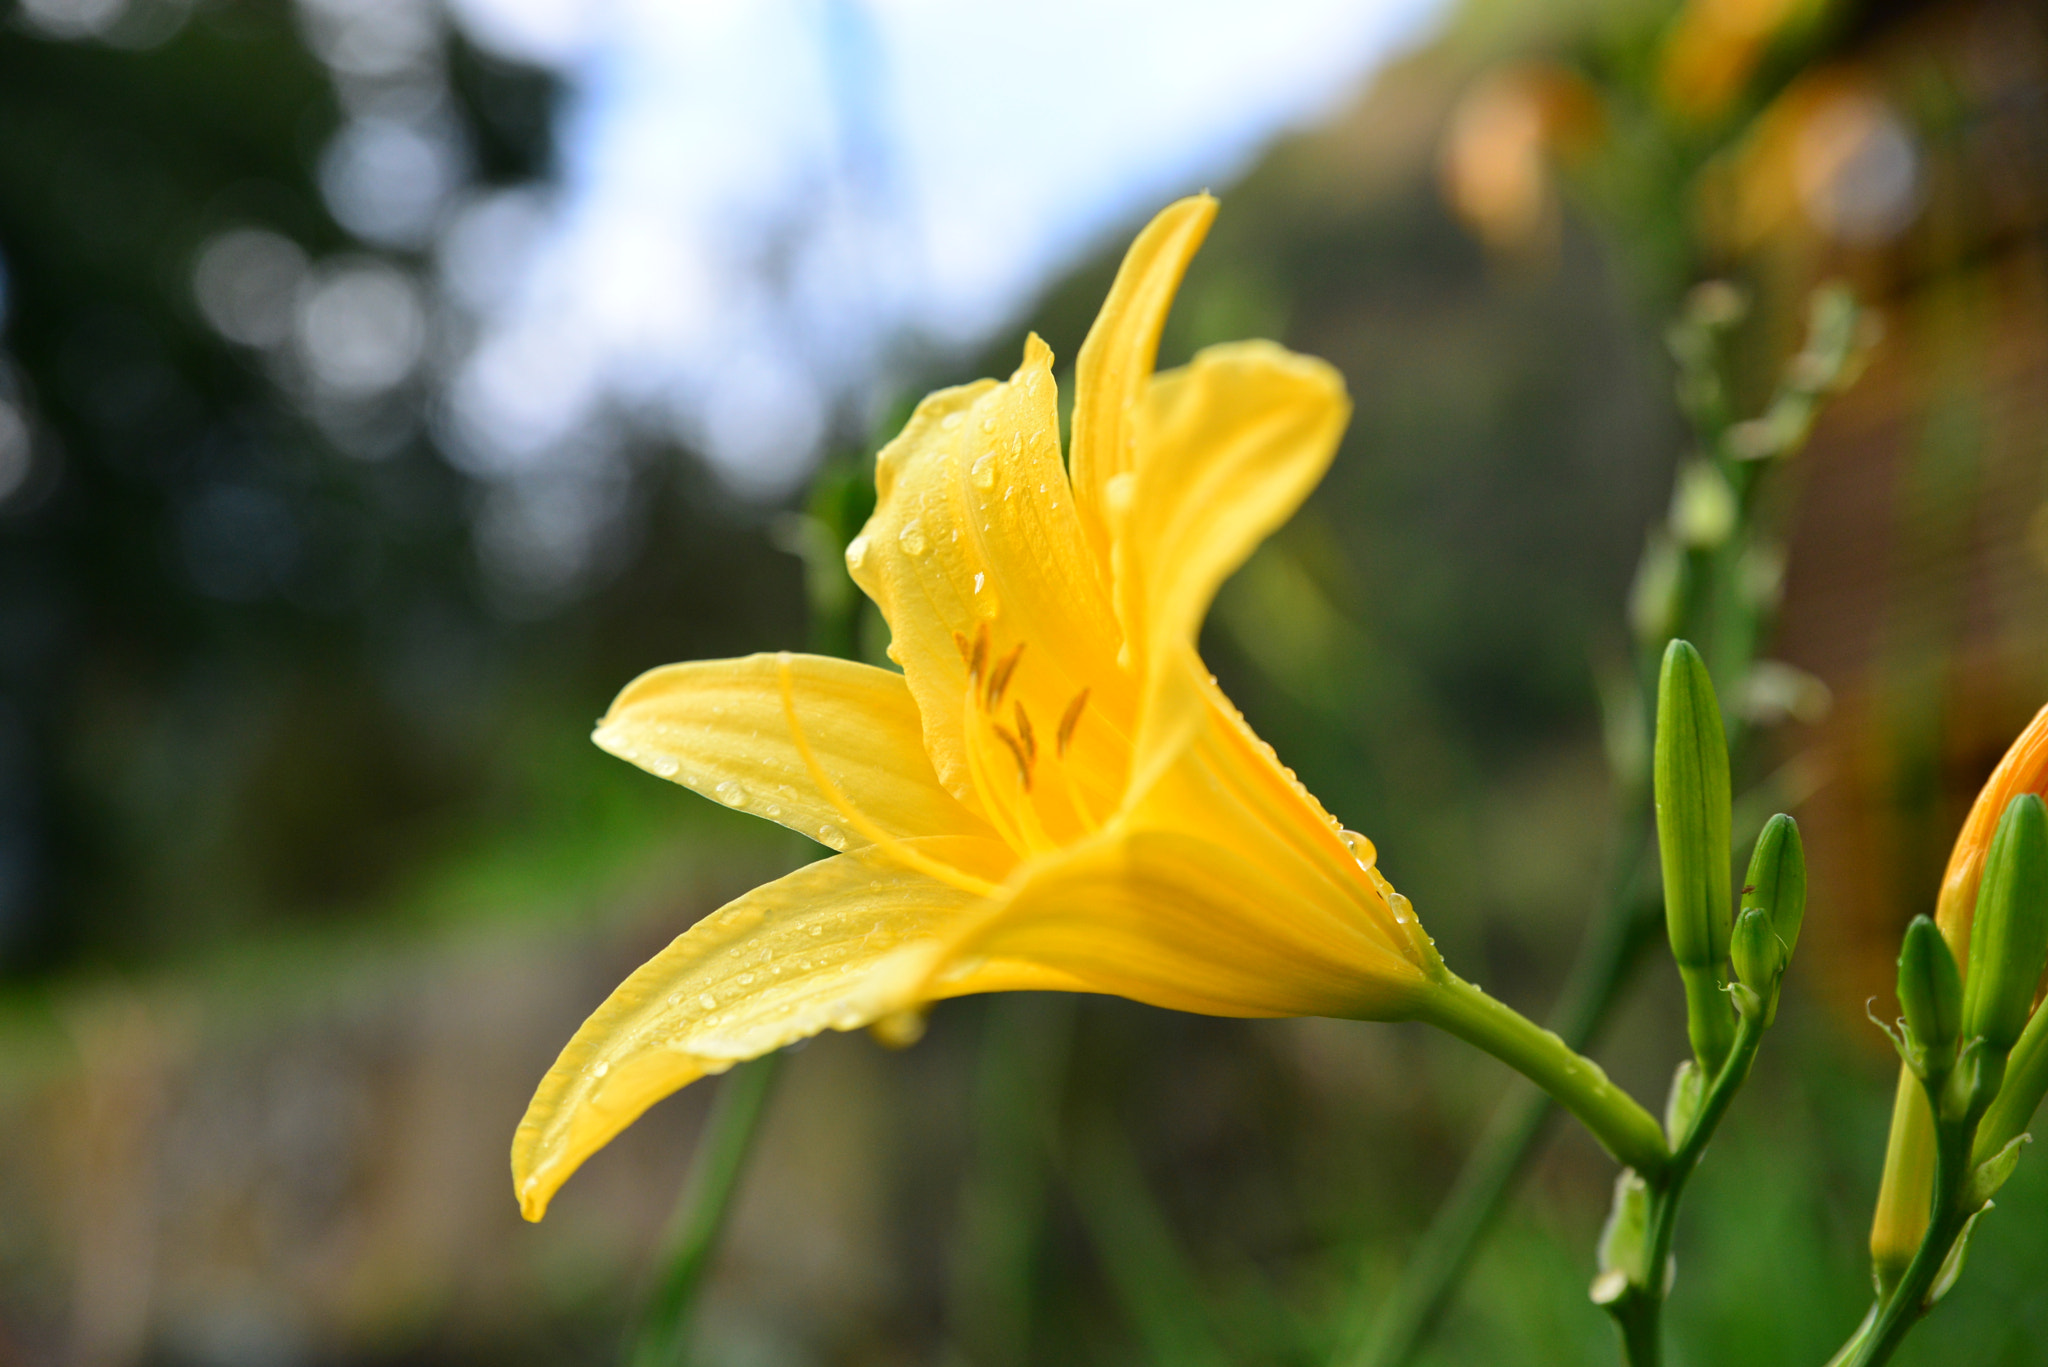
left=1019, top=331, right=1054, bottom=374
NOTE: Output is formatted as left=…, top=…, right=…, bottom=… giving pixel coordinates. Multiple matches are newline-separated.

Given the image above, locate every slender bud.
left=1742, top=813, right=1806, bottom=958
left=1654, top=639, right=1736, bottom=1071
left=1730, top=906, right=1782, bottom=1021
left=1960, top=793, right=2048, bottom=1057
left=1896, top=915, right=1961, bottom=1079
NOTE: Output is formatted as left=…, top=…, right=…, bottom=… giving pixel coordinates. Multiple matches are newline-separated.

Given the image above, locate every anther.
left=1013, top=702, right=1037, bottom=765
left=967, top=624, right=989, bottom=689
left=987, top=642, right=1025, bottom=709
left=1056, top=688, right=1091, bottom=758
left=953, top=630, right=972, bottom=665
left=992, top=724, right=1032, bottom=790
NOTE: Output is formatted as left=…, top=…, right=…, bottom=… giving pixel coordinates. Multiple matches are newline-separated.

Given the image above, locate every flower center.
left=955, top=623, right=1105, bottom=855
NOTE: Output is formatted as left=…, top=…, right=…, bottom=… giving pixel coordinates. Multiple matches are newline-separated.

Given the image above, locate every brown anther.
left=992, top=724, right=1033, bottom=790
left=986, top=642, right=1025, bottom=710
left=1013, top=702, right=1037, bottom=764
left=1056, top=687, right=1091, bottom=757
left=967, top=624, right=989, bottom=688
left=953, top=630, right=972, bottom=665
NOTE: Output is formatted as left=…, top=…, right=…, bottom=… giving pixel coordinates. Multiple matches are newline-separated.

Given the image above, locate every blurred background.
left=0, top=0, right=2045, bottom=1362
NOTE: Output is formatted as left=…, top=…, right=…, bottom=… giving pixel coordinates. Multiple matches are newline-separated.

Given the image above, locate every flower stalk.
left=1414, top=973, right=1670, bottom=1180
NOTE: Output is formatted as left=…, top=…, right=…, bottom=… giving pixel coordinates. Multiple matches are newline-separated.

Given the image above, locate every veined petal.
left=848, top=337, right=1133, bottom=818
left=512, top=836, right=1012, bottom=1220
left=930, top=825, right=1434, bottom=1021
left=1123, top=645, right=1437, bottom=978
left=1069, top=195, right=1216, bottom=577
left=594, top=653, right=991, bottom=850
left=1120, top=341, right=1350, bottom=671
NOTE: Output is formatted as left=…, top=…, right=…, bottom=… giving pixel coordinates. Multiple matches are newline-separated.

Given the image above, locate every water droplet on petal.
left=979, top=416, right=996, bottom=434
left=941, top=412, right=964, bottom=430
left=652, top=756, right=679, bottom=778
left=898, top=520, right=928, bottom=557
left=593, top=1061, right=609, bottom=1077
left=971, top=452, right=997, bottom=490
left=845, top=534, right=869, bottom=570
left=714, top=779, right=749, bottom=808
left=699, top=994, right=718, bottom=1009
left=973, top=571, right=985, bottom=594
left=817, top=823, right=847, bottom=850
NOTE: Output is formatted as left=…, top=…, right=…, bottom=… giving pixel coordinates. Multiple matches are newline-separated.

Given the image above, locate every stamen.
left=953, top=630, right=972, bottom=664
left=1056, top=687, right=1091, bottom=758
left=775, top=654, right=999, bottom=899
left=954, top=672, right=1032, bottom=856
left=967, top=624, right=989, bottom=691
left=1013, top=702, right=1037, bottom=765
left=992, top=724, right=1033, bottom=791
left=1057, top=759, right=1103, bottom=834
left=986, top=643, right=1025, bottom=710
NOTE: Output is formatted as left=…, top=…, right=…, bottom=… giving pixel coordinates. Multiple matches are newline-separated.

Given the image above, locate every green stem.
left=628, top=1054, right=783, bottom=1367
left=1842, top=1098, right=1974, bottom=1367
left=1414, top=972, right=1670, bottom=1181
left=1606, top=1007, right=1767, bottom=1365
left=1345, top=809, right=1659, bottom=1367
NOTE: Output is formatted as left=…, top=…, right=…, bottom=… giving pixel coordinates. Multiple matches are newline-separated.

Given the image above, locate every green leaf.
left=1926, top=1204, right=1990, bottom=1307
left=1967, top=1132, right=2031, bottom=1206
left=1592, top=1169, right=1652, bottom=1306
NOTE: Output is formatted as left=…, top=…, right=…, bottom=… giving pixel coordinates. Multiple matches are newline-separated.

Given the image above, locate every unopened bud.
left=1961, top=793, right=2048, bottom=1057
left=1742, top=813, right=1806, bottom=959
left=1731, top=906, right=1783, bottom=1020
left=1656, top=640, right=1732, bottom=970
left=1896, top=916, right=1961, bottom=1079
left=1654, top=639, right=1736, bottom=1071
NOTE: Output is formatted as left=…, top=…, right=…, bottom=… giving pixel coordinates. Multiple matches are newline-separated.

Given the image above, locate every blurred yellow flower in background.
left=511, top=197, right=1453, bottom=1221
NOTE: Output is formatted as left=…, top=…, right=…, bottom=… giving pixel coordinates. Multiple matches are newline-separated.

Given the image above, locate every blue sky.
left=436, top=0, right=1445, bottom=496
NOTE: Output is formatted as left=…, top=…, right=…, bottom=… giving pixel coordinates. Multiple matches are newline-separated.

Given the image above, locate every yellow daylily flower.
left=513, top=197, right=1666, bottom=1221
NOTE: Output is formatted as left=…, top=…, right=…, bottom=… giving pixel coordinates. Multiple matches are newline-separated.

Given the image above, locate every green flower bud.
left=1654, top=639, right=1736, bottom=1072
left=1896, top=915, right=1962, bottom=1078
left=1742, top=813, right=1806, bottom=959
left=1655, top=640, right=1732, bottom=969
left=1961, top=793, right=2048, bottom=1057
left=1731, top=906, right=1784, bottom=1019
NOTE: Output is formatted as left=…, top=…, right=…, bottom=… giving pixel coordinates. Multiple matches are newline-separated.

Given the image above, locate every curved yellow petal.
left=1120, top=644, right=1439, bottom=974
left=1120, top=341, right=1350, bottom=671
left=848, top=337, right=1133, bottom=819
left=932, top=824, right=1434, bottom=1021
left=1069, top=194, right=1216, bottom=575
left=594, top=652, right=991, bottom=850
left=512, top=836, right=1012, bottom=1220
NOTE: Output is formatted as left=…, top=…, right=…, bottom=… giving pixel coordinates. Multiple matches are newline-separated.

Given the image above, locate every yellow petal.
left=1122, top=644, right=1438, bottom=975
left=932, top=823, right=1433, bottom=1021
left=1069, top=195, right=1216, bottom=575
left=512, top=836, right=1012, bottom=1221
left=848, top=337, right=1134, bottom=818
left=594, top=652, right=990, bottom=850
left=1120, top=341, right=1350, bottom=671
